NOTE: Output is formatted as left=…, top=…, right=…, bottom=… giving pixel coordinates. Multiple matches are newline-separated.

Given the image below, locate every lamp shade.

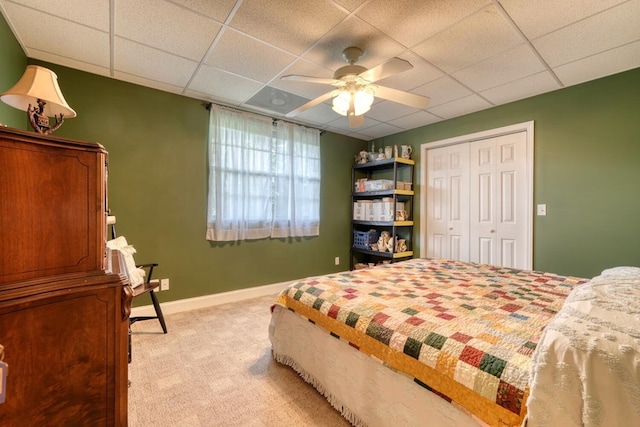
left=353, top=89, right=374, bottom=116
left=0, top=65, right=76, bottom=118
left=332, top=91, right=351, bottom=116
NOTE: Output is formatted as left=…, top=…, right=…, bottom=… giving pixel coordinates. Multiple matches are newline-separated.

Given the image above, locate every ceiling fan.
left=282, top=47, right=430, bottom=128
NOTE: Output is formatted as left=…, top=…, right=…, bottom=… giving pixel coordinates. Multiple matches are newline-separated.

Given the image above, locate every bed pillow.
left=600, top=266, right=640, bottom=277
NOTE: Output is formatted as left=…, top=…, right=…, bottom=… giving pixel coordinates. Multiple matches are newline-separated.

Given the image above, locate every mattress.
left=270, top=258, right=587, bottom=426
left=270, top=304, right=486, bottom=427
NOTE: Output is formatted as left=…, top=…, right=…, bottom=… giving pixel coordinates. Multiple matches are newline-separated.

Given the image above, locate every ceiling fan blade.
left=348, top=113, right=364, bottom=128
left=373, top=85, right=430, bottom=109
left=346, top=95, right=364, bottom=128
left=281, top=74, right=341, bottom=85
left=358, top=57, right=413, bottom=83
left=285, top=90, right=339, bottom=118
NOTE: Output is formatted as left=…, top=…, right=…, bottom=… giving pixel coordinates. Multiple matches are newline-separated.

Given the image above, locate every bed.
left=269, top=258, right=640, bottom=427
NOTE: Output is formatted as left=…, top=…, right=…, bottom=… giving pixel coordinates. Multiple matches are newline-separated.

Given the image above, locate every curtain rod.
left=203, top=101, right=324, bottom=135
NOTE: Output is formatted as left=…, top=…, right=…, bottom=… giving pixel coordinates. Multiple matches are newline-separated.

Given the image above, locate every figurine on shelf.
left=355, top=150, right=369, bottom=164
left=386, top=236, right=394, bottom=252
left=377, top=231, right=391, bottom=252
left=401, top=145, right=413, bottom=159
left=395, top=238, right=407, bottom=253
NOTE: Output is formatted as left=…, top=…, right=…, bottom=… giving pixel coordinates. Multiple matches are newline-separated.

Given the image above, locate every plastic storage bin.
left=353, top=230, right=380, bottom=249
left=364, top=179, right=394, bottom=191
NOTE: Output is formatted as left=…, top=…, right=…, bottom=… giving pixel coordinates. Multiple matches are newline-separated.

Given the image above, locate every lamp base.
left=28, top=99, right=64, bottom=134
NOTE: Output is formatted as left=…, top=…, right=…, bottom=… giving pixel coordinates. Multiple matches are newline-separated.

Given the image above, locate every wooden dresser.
left=0, top=127, right=131, bottom=426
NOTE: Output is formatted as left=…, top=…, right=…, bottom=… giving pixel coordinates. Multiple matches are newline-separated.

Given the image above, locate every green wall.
left=374, top=67, right=640, bottom=278
left=0, top=14, right=28, bottom=128
left=37, top=64, right=365, bottom=303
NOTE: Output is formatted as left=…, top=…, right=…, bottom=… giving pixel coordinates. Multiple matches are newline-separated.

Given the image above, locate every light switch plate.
left=537, top=204, right=547, bottom=216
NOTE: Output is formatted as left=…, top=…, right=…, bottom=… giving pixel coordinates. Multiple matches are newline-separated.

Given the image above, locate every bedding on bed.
left=527, top=266, right=640, bottom=426
left=273, top=258, right=587, bottom=427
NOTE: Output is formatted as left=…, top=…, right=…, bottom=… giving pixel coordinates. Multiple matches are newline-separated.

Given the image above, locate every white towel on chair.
left=106, top=236, right=146, bottom=286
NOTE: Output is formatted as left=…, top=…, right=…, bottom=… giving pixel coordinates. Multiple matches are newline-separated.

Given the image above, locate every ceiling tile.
left=301, top=15, right=405, bottom=71
left=357, top=0, right=491, bottom=47
left=205, top=28, right=296, bottom=83
left=354, top=122, right=404, bottom=139
left=229, top=0, right=348, bottom=55
left=1, top=2, right=110, bottom=67
left=427, top=94, right=492, bottom=119
left=326, top=114, right=381, bottom=133
left=452, top=44, right=546, bottom=92
left=499, top=0, right=628, bottom=39
left=294, top=102, right=340, bottom=125
left=112, top=71, right=185, bottom=95
left=413, top=4, right=522, bottom=74
left=115, top=0, right=220, bottom=61
left=480, top=71, right=561, bottom=104
left=26, top=48, right=111, bottom=79
left=412, top=75, right=473, bottom=107
left=532, top=0, right=640, bottom=68
left=388, top=110, right=443, bottom=129
left=115, top=38, right=199, bottom=87
left=169, top=0, right=238, bottom=22
left=3, top=0, right=109, bottom=31
left=365, top=100, right=421, bottom=122
left=188, top=64, right=264, bottom=104
left=553, top=39, right=640, bottom=86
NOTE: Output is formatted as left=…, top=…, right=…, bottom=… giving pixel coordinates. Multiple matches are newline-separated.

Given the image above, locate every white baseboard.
left=130, top=280, right=292, bottom=318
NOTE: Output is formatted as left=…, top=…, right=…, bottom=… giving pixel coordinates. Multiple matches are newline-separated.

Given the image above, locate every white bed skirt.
left=269, top=305, right=486, bottom=427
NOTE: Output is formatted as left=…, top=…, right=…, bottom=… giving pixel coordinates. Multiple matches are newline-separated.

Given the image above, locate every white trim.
left=131, top=280, right=294, bottom=318
left=419, top=121, right=534, bottom=269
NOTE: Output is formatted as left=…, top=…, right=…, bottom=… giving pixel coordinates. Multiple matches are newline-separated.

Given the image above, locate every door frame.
left=419, top=121, right=534, bottom=269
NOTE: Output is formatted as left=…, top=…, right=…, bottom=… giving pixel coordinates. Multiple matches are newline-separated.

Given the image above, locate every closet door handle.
left=490, top=229, right=496, bottom=233
left=448, top=227, right=453, bottom=231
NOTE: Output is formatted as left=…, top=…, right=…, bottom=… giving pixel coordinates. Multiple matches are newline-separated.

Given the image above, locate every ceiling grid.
left=0, top=0, right=637, bottom=140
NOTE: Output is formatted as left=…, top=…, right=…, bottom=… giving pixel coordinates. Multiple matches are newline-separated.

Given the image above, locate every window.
left=206, top=105, right=321, bottom=241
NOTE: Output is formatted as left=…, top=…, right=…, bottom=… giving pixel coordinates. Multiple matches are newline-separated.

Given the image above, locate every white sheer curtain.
left=206, top=105, right=320, bottom=241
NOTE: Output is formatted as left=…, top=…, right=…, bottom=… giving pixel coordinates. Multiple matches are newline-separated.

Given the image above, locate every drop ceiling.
left=1, top=0, right=639, bottom=140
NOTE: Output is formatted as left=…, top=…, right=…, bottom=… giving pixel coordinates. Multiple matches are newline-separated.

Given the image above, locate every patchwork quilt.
left=275, top=258, right=587, bottom=427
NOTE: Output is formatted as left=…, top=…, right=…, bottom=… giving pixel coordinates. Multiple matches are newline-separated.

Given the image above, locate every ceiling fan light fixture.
left=331, top=91, right=351, bottom=116
left=282, top=47, right=428, bottom=126
left=353, top=88, right=374, bottom=116
left=332, top=87, right=374, bottom=117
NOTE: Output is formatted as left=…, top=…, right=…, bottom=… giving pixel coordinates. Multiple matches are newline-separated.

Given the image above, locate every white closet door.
left=469, top=132, right=528, bottom=268
left=426, top=144, right=469, bottom=261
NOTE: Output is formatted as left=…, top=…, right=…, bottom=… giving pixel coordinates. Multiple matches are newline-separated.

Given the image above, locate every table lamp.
left=0, top=65, right=76, bottom=134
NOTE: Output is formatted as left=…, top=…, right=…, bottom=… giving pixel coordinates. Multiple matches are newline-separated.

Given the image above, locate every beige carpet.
left=128, top=293, right=352, bottom=427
